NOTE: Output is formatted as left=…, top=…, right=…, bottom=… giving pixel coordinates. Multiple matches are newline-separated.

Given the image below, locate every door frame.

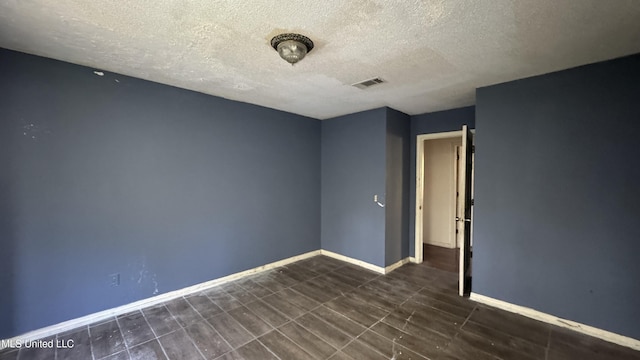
left=414, top=129, right=475, bottom=296
left=414, top=130, right=463, bottom=264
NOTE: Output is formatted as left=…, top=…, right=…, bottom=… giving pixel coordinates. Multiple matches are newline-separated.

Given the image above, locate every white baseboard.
left=1, top=250, right=321, bottom=348
left=319, top=250, right=409, bottom=275
left=1, top=249, right=414, bottom=349
left=384, top=258, right=410, bottom=273
left=470, top=293, right=640, bottom=351
left=320, top=250, right=386, bottom=273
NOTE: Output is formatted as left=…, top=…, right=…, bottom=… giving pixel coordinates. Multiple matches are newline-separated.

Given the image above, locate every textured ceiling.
left=1, top=1, right=640, bottom=119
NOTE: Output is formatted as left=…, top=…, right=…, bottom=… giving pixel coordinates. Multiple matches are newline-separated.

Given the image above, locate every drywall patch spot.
left=152, top=274, right=159, bottom=295
left=93, top=71, right=104, bottom=76
left=21, top=120, right=51, bottom=140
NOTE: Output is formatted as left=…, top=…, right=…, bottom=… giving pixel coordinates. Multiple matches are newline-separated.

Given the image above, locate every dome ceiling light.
left=270, top=33, right=314, bottom=65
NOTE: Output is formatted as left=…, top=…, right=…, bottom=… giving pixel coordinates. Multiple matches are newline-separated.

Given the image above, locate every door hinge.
left=470, top=199, right=474, bottom=206
left=471, top=145, right=475, bottom=153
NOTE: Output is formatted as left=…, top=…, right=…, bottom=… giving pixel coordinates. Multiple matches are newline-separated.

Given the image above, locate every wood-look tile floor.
left=1, top=255, right=639, bottom=360
left=423, top=244, right=459, bottom=273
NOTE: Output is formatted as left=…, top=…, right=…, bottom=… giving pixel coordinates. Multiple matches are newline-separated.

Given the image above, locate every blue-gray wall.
left=408, top=107, right=475, bottom=257
left=474, top=54, right=640, bottom=339
left=321, top=109, right=387, bottom=267
left=0, top=49, right=321, bottom=338
left=385, top=109, right=411, bottom=265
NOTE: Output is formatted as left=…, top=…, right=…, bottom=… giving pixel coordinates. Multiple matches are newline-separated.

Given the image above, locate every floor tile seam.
left=181, top=295, right=239, bottom=350
left=270, top=322, right=336, bottom=359
left=185, top=293, right=226, bottom=316
left=234, top=280, right=276, bottom=299
left=282, top=265, right=322, bottom=282
left=227, top=303, right=280, bottom=340
left=161, top=300, right=190, bottom=330
left=279, top=286, right=324, bottom=311
left=408, top=287, right=472, bottom=319
left=179, top=327, right=209, bottom=360
left=250, top=281, right=292, bottom=294
left=303, top=305, right=366, bottom=346
left=456, top=304, right=552, bottom=360
left=452, top=329, right=546, bottom=360
left=112, top=316, right=132, bottom=360
left=320, top=274, right=364, bottom=290
left=311, top=276, right=359, bottom=296
left=180, top=295, right=210, bottom=324
left=350, top=294, right=400, bottom=315
left=160, top=302, right=212, bottom=360
left=544, top=326, right=551, bottom=360
left=260, top=296, right=309, bottom=321
left=207, top=307, right=261, bottom=348
left=385, top=281, right=428, bottom=306
left=325, top=291, right=395, bottom=319
left=261, top=327, right=317, bottom=359
left=463, top=316, right=551, bottom=351
left=86, top=323, right=97, bottom=360
left=138, top=306, right=172, bottom=360
left=333, top=316, right=402, bottom=360
left=267, top=271, right=302, bottom=288
left=368, top=273, right=424, bottom=289
left=130, top=338, right=170, bottom=360
left=281, top=315, right=351, bottom=353
left=458, top=303, right=476, bottom=330
left=151, top=302, right=200, bottom=360
left=378, top=311, right=456, bottom=343
left=52, top=331, right=58, bottom=360
left=247, top=297, right=301, bottom=326
left=203, top=290, right=243, bottom=311
left=220, top=288, right=261, bottom=306
left=216, top=309, right=262, bottom=347
left=313, top=305, right=368, bottom=338
left=328, top=267, right=380, bottom=286
left=254, top=337, right=283, bottom=360
left=438, top=302, right=477, bottom=358
left=95, top=348, right=130, bottom=360
left=194, top=312, right=236, bottom=354
left=370, top=313, right=451, bottom=359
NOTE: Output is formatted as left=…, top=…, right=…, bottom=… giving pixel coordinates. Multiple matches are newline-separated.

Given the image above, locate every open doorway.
left=415, top=127, right=474, bottom=296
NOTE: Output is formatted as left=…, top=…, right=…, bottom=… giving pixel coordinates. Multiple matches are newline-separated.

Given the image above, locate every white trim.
left=384, top=258, right=410, bottom=273
left=320, top=250, right=385, bottom=274
left=409, top=257, right=418, bottom=263
left=470, top=293, right=640, bottom=351
left=319, top=250, right=409, bottom=275
left=1, top=250, right=320, bottom=348
left=415, top=130, right=463, bottom=265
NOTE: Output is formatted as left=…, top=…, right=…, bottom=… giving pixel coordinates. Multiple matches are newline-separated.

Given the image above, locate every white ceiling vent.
left=352, top=77, right=385, bottom=89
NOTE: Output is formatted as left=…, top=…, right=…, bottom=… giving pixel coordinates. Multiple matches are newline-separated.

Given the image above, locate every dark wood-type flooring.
left=1, top=255, right=638, bottom=360
left=423, top=244, right=460, bottom=273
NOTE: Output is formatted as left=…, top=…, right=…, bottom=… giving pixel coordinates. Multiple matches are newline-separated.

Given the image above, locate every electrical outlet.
left=109, top=273, right=120, bottom=287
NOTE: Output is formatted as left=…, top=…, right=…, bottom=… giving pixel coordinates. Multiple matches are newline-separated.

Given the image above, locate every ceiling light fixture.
left=270, top=33, right=314, bottom=65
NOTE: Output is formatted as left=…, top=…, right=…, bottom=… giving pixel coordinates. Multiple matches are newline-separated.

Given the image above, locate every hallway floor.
left=1, top=255, right=638, bottom=360
left=423, top=244, right=460, bottom=273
